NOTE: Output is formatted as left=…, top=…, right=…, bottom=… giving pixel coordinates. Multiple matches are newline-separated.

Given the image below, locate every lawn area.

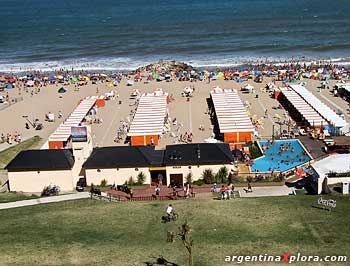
left=0, top=194, right=349, bottom=266
left=0, top=192, right=39, bottom=203
left=0, top=136, right=41, bottom=169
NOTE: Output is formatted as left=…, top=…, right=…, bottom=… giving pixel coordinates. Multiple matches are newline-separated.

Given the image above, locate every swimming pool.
left=250, top=140, right=312, bottom=172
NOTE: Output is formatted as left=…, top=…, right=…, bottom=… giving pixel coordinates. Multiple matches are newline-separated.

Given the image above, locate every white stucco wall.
left=85, top=167, right=151, bottom=186
left=317, top=176, right=350, bottom=194
left=166, top=164, right=235, bottom=185
left=8, top=170, right=74, bottom=193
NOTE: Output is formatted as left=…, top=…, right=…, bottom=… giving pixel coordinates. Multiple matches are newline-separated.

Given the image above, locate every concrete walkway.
left=237, top=185, right=294, bottom=198
left=0, top=192, right=90, bottom=210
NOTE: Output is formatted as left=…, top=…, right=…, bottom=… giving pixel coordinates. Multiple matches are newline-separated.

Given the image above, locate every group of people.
left=212, top=183, right=236, bottom=200
left=0, top=132, right=22, bottom=144
left=179, top=132, right=193, bottom=143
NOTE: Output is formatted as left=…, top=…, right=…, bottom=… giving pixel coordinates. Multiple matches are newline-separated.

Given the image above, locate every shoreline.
left=1, top=56, right=350, bottom=75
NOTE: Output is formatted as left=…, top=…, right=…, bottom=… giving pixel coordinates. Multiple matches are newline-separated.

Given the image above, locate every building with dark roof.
left=83, top=143, right=235, bottom=187
left=6, top=149, right=74, bottom=172
left=164, top=143, right=233, bottom=166
left=5, top=143, right=235, bottom=192
left=5, top=149, right=76, bottom=192
left=83, top=146, right=164, bottom=169
left=164, top=143, right=235, bottom=187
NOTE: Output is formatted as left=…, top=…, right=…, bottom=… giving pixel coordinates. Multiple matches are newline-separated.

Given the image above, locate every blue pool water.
left=250, top=140, right=311, bottom=172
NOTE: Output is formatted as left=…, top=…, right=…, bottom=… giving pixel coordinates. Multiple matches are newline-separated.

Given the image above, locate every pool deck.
left=296, top=136, right=327, bottom=159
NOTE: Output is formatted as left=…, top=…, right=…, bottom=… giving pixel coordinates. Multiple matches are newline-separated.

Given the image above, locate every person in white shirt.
left=166, top=204, right=174, bottom=217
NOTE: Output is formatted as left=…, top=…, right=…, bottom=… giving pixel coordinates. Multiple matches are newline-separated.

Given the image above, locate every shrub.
left=137, top=172, right=146, bottom=185
left=127, top=176, right=136, bottom=186
left=100, top=179, right=108, bottom=187
left=192, top=179, right=205, bottom=186
left=215, top=166, right=228, bottom=184
left=249, top=141, right=262, bottom=159
left=202, top=169, right=214, bottom=184
left=186, top=172, right=193, bottom=184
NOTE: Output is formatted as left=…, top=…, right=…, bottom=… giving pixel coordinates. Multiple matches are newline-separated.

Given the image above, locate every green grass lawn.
left=0, top=194, right=349, bottom=266
left=0, top=136, right=41, bottom=169
left=0, top=192, right=39, bottom=203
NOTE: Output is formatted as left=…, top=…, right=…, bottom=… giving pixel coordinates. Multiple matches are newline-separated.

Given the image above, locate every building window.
left=97, top=169, right=101, bottom=172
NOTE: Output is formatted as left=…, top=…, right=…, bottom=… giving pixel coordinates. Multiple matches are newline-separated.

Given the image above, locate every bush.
left=192, top=179, right=205, bottom=186
left=249, top=142, right=262, bottom=159
left=186, top=173, right=193, bottom=184
left=202, top=169, right=214, bottom=184
left=215, top=166, right=228, bottom=184
left=137, top=172, right=146, bottom=185
left=127, top=176, right=136, bottom=186
left=100, top=179, right=108, bottom=187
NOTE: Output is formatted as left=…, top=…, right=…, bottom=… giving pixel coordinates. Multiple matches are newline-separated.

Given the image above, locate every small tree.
left=127, top=176, right=135, bottom=186
left=137, top=171, right=146, bottom=185
left=215, top=166, right=228, bottom=184
left=186, top=172, right=193, bottom=184
left=202, top=169, right=214, bottom=184
left=100, top=179, right=108, bottom=187
left=167, top=221, right=194, bottom=266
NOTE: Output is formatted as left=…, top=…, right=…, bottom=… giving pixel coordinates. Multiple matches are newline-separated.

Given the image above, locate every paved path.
left=237, top=185, right=294, bottom=197
left=0, top=192, right=90, bottom=210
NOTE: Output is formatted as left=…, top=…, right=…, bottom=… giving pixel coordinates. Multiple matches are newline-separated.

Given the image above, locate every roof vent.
left=196, top=145, right=201, bottom=159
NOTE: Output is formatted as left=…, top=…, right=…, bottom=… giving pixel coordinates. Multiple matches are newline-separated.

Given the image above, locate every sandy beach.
left=0, top=75, right=348, bottom=151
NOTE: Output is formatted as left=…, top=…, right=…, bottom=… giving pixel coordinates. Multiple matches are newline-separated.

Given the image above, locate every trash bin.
left=342, top=182, right=349, bottom=195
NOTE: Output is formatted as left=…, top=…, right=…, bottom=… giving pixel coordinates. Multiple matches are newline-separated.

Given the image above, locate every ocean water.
left=1, top=0, right=350, bottom=72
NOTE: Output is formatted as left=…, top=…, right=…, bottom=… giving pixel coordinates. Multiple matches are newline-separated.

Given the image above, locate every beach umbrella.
left=299, top=81, right=307, bottom=86
left=8, top=77, right=15, bottom=84
left=152, top=73, right=159, bottom=79
left=255, top=70, right=262, bottom=76
left=71, top=76, right=78, bottom=83
left=127, top=80, right=134, bottom=86
left=58, top=87, right=66, bottom=93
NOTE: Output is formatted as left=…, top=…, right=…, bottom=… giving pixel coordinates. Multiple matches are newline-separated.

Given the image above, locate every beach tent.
left=48, top=73, right=55, bottom=82
left=134, top=73, right=141, bottom=80
left=26, top=80, right=35, bottom=87
left=71, top=76, right=78, bottom=83
left=7, top=83, right=14, bottom=89
left=58, top=87, right=67, bottom=93
left=217, top=72, right=224, bottom=78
